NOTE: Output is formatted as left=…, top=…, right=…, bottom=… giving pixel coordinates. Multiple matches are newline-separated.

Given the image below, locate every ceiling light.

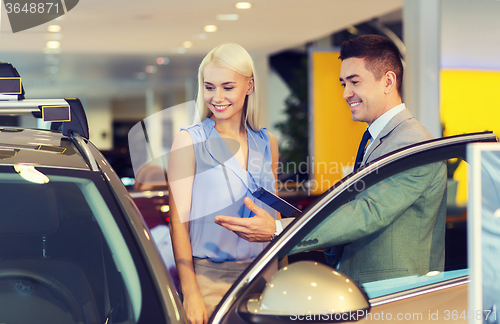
left=145, top=65, right=157, bottom=73
left=157, top=57, right=170, bottom=65
left=183, top=41, right=193, bottom=48
left=235, top=2, right=252, bottom=9
left=216, top=14, right=239, bottom=21
left=204, top=25, right=217, bottom=32
left=198, top=33, right=207, bottom=40
left=47, top=25, right=61, bottom=32
left=46, top=41, right=60, bottom=49
left=176, top=47, right=187, bottom=54
left=347, top=26, right=359, bottom=35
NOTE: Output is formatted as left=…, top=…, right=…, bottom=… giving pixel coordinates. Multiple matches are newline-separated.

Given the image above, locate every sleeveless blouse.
left=180, top=117, right=277, bottom=262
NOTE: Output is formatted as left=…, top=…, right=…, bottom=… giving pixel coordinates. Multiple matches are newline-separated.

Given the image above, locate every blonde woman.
left=168, top=43, right=280, bottom=324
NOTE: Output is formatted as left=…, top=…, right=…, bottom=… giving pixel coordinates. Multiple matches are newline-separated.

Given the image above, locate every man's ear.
left=247, top=77, right=254, bottom=95
left=384, top=71, right=397, bottom=94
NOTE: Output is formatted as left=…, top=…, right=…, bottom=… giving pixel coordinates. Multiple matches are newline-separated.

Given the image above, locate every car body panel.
left=362, top=280, right=467, bottom=323
left=0, top=128, right=88, bottom=169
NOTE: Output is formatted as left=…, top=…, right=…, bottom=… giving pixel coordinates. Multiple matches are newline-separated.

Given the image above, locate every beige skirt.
left=192, top=258, right=252, bottom=317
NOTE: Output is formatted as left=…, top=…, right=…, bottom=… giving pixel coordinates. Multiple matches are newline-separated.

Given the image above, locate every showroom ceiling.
left=0, top=0, right=403, bottom=98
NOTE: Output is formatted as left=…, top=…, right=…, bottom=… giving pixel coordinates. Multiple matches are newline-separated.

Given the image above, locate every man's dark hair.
left=339, top=35, right=403, bottom=95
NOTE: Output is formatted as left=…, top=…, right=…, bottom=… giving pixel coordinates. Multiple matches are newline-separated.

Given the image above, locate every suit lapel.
left=363, top=109, right=414, bottom=164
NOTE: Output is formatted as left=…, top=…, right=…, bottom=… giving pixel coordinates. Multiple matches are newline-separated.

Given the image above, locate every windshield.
left=0, top=165, right=141, bottom=324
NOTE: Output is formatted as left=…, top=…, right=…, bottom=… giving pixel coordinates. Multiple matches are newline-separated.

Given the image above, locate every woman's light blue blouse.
left=180, top=117, right=277, bottom=262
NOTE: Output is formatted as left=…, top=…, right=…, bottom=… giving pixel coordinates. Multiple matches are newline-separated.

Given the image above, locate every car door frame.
left=211, top=132, right=497, bottom=324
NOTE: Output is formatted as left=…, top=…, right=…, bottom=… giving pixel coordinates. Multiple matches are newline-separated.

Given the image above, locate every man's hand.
left=214, top=197, right=276, bottom=242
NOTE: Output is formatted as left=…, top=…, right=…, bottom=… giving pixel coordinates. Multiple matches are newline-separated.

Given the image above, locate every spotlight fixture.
left=204, top=25, right=217, bottom=32
left=235, top=2, right=252, bottom=9
left=47, top=25, right=61, bottom=32
left=46, top=41, right=60, bottom=49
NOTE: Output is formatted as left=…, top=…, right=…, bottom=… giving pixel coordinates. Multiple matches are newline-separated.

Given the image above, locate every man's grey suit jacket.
left=298, top=108, right=447, bottom=284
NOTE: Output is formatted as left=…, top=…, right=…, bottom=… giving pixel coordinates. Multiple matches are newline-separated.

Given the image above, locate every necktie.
left=354, top=130, right=371, bottom=172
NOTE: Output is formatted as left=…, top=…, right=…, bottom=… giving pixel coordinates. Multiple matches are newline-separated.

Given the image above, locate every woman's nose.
left=214, top=88, right=224, bottom=102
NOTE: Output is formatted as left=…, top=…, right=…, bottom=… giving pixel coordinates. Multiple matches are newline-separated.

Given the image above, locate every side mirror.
left=240, top=261, right=370, bottom=322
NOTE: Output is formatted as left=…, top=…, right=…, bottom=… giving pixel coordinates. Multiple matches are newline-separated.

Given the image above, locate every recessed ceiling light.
left=46, top=41, right=60, bottom=49
left=47, top=25, right=61, bottom=32
left=216, top=14, right=239, bottom=21
left=204, top=25, right=217, bottom=32
left=235, top=2, right=252, bottom=9
left=347, top=26, right=359, bottom=35
left=183, top=41, right=193, bottom=48
left=198, top=33, right=207, bottom=40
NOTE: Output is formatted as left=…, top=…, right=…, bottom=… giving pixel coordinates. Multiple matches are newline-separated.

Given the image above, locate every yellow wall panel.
left=441, top=70, right=500, bottom=137
left=441, top=69, right=500, bottom=204
left=310, top=51, right=366, bottom=194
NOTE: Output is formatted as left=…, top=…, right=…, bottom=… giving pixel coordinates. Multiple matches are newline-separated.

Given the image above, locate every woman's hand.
left=183, top=293, right=208, bottom=324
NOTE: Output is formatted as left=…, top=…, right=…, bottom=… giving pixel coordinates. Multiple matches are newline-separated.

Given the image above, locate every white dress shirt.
left=364, top=103, right=406, bottom=157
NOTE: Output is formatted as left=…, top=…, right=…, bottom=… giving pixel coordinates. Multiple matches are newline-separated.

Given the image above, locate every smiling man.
left=338, top=35, right=432, bottom=170
left=215, top=35, right=447, bottom=284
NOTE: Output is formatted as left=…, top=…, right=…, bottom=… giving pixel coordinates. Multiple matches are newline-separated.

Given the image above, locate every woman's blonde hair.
left=196, top=43, right=260, bottom=131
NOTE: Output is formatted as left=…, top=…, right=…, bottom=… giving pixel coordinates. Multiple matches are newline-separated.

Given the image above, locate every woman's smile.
left=212, top=103, right=231, bottom=112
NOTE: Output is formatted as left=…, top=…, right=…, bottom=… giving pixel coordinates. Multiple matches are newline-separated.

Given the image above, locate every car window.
left=0, top=165, right=141, bottom=324
left=285, top=158, right=469, bottom=298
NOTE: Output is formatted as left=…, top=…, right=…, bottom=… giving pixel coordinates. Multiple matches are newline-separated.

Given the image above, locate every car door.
left=210, top=132, right=497, bottom=324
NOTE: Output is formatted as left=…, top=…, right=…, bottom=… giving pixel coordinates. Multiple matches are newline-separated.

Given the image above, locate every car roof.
left=0, top=127, right=89, bottom=170
left=0, top=63, right=94, bottom=171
